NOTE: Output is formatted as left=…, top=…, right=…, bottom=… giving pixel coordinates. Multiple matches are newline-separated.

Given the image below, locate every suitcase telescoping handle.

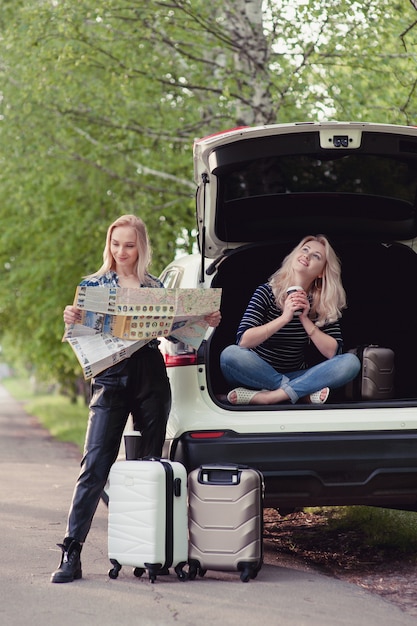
left=139, top=457, right=183, bottom=497
left=198, top=464, right=241, bottom=485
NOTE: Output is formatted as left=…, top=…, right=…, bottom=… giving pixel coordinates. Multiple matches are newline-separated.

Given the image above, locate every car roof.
left=193, top=122, right=417, bottom=259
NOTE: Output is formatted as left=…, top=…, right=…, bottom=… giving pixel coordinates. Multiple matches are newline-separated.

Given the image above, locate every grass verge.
left=2, top=376, right=87, bottom=452
left=320, top=505, right=417, bottom=553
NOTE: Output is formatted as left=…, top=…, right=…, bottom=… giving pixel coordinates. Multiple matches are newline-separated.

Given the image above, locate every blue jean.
left=220, top=344, right=361, bottom=404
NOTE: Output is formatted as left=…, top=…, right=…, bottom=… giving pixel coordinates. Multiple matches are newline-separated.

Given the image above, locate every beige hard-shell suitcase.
left=188, top=464, right=264, bottom=582
left=346, top=345, right=395, bottom=400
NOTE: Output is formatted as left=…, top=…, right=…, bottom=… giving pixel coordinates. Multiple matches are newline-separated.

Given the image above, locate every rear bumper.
left=166, top=429, right=417, bottom=510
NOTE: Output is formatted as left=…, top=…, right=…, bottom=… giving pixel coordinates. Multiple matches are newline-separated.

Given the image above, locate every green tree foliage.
left=0, top=0, right=416, bottom=385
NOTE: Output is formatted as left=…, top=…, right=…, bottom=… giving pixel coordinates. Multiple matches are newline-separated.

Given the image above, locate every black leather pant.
left=65, top=345, right=171, bottom=543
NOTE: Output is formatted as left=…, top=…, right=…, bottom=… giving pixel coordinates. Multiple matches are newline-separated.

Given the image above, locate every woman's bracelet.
left=307, top=325, right=317, bottom=337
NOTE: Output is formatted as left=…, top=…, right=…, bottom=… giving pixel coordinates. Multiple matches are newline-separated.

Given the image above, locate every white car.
left=159, top=122, right=417, bottom=511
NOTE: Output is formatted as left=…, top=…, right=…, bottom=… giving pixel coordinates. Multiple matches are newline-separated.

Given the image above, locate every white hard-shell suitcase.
left=107, top=459, right=188, bottom=582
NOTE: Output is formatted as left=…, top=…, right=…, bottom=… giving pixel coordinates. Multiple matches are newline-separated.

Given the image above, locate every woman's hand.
left=63, top=305, right=81, bottom=325
left=204, top=310, right=221, bottom=327
left=284, top=289, right=310, bottom=319
left=298, top=292, right=311, bottom=319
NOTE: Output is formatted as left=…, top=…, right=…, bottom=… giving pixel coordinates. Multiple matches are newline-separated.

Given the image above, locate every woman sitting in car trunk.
left=220, top=234, right=360, bottom=405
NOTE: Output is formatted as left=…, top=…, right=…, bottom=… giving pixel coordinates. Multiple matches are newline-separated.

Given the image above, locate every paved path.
left=0, top=384, right=415, bottom=626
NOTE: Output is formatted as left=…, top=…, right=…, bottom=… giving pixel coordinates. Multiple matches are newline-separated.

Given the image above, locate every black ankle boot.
left=50, top=538, right=82, bottom=583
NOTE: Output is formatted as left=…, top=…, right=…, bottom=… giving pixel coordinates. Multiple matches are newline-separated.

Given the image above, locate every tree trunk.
left=223, top=0, right=275, bottom=125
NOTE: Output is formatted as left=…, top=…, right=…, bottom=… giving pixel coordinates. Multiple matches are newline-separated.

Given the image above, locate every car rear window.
left=222, top=154, right=417, bottom=203
left=213, top=153, right=417, bottom=242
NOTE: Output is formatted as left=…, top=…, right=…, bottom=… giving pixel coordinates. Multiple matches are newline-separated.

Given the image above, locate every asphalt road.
left=0, top=383, right=415, bottom=626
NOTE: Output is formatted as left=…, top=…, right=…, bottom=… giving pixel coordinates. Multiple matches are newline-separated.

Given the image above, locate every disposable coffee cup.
left=286, top=285, right=303, bottom=316
left=124, top=431, right=142, bottom=460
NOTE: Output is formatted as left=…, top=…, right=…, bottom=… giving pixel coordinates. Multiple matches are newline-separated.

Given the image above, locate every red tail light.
left=164, top=353, right=198, bottom=367
left=159, top=338, right=198, bottom=367
left=189, top=431, right=226, bottom=439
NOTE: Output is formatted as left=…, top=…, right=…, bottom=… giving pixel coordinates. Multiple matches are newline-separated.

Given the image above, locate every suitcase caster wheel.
left=188, top=560, right=205, bottom=579
left=175, top=563, right=188, bottom=581
left=133, top=567, right=145, bottom=578
left=108, top=560, right=121, bottom=579
left=176, top=569, right=188, bottom=581
left=108, top=568, right=119, bottom=579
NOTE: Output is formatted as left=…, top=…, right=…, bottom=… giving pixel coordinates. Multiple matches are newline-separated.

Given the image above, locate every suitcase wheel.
left=238, top=562, right=260, bottom=583
left=144, top=563, right=162, bottom=583
left=188, top=564, right=197, bottom=581
left=108, top=559, right=122, bottom=579
left=188, top=560, right=206, bottom=580
left=133, top=567, right=145, bottom=578
left=174, top=562, right=188, bottom=581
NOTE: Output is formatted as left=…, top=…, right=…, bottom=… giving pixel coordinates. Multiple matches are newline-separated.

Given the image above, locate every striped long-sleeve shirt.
left=236, top=283, right=343, bottom=372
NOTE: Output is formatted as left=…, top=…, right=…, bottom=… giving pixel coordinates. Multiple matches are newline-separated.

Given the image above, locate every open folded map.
left=63, top=286, right=222, bottom=379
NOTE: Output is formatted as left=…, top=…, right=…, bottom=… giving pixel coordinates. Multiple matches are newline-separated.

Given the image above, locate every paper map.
left=63, top=286, right=222, bottom=379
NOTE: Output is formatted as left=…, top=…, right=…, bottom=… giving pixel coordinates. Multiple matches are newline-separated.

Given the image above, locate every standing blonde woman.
left=51, top=214, right=221, bottom=583
left=221, top=235, right=360, bottom=405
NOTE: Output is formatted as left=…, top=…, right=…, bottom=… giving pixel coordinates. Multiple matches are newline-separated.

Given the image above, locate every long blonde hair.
left=86, top=214, right=157, bottom=286
left=269, top=235, right=346, bottom=326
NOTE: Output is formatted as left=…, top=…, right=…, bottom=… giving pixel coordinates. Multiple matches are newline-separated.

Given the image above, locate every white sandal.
left=309, top=387, right=330, bottom=404
left=227, top=387, right=264, bottom=405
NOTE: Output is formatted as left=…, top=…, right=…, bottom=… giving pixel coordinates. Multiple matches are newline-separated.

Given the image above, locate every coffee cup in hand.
left=286, top=285, right=303, bottom=316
